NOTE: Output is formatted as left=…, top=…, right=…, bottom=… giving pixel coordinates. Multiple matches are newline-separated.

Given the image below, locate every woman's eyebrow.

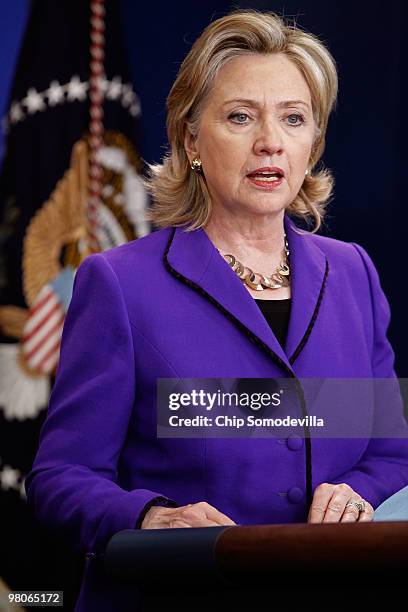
left=222, top=98, right=310, bottom=110
left=278, top=99, right=310, bottom=110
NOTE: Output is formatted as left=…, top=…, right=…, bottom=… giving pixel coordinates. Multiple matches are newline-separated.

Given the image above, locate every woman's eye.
left=286, top=113, right=305, bottom=126
left=229, top=112, right=250, bottom=124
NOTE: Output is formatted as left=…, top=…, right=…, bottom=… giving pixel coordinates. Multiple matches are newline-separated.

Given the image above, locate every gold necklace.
left=218, top=234, right=290, bottom=291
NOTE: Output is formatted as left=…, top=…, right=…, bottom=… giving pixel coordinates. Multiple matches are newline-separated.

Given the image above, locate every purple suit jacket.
left=26, top=216, right=408, bottom=611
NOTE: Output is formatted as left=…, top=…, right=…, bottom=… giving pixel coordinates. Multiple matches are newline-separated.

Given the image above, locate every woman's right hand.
left=141, top=501, right=236, bottom=529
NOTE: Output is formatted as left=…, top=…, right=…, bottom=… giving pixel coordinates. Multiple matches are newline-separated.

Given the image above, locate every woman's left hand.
left=307, top=482, right=374, bottom=523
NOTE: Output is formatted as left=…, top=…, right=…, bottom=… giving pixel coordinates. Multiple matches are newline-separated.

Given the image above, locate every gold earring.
left=305, top=169, right=309, bottom=176
left=191, top=157, right=202, bottom=173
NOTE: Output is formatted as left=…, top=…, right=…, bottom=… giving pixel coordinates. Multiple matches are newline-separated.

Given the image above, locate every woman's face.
left=185, top=53, right=316, bottom=219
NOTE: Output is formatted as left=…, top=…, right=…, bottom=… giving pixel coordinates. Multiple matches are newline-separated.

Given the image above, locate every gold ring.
left=345, top=500, right=366, bottom=513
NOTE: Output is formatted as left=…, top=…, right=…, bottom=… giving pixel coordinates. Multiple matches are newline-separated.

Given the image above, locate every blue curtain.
left=0, top=0, right=30, bottom=162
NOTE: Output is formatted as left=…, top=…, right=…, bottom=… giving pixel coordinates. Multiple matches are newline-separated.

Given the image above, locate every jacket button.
left=287, top=486, right=304, bottom=504
left=286, top=435, right=303, bottom=451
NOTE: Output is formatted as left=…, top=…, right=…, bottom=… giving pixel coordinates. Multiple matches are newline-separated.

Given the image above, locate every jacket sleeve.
left=330, top=243, right=408, bottom=508
left=25, top=253, right=177, bottom=554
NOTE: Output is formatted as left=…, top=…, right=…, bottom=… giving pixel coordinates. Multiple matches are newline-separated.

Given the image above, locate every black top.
left=255, top=298, right=291, bottom=349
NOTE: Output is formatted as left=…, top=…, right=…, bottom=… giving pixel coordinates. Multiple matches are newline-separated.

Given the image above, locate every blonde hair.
left=146, top=9, right=338, bottom=232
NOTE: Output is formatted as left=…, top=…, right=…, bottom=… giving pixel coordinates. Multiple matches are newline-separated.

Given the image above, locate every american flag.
left=21, top=284, right=65, bottom=375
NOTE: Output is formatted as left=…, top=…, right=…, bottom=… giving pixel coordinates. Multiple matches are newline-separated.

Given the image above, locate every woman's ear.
left=183, top=126, right=198, bottom=164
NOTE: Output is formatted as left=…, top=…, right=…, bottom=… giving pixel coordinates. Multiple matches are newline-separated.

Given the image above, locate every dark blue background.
left=1, top=0, right=406, bottom=373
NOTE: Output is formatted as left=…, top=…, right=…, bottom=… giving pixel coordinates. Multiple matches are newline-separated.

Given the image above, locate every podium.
left=102, top=522, right=408, bottom=608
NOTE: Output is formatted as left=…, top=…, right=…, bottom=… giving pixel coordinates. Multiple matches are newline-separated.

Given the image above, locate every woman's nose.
left=252, top=121, right=283, bottom=156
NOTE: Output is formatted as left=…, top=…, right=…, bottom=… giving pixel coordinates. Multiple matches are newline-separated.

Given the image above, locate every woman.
left=26, top=9, right=408, bottom=610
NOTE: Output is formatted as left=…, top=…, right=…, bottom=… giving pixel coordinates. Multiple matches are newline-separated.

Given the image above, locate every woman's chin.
left=238, top=199, right=288, bottom=217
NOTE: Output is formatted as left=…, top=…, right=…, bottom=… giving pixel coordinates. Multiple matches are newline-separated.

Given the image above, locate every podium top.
left=104, top=521, right=408, bottom=585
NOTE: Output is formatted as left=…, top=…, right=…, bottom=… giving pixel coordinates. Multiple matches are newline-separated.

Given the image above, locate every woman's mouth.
left=246, top=171, right=284, bottom=190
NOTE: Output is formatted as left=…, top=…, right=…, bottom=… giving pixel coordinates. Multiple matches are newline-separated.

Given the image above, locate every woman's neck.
left=204, top=209, right=286, bottom=264
left=204, top=209, right=291, bottom=301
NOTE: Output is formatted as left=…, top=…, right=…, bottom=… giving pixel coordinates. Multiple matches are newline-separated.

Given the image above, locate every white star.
left=121, top=84, right=135, bottom=107
left=0, top=465, right=21, bottom=491
left=23, top=88, right=46, bottom=114
left=47, top=80, right=65, bottom=106
left=96, top=74, right=109, bottom=95
left=10, top=102, right=24, bottom=123
left=102, top=184, right=114, bottom=198
left=66, top=76, right=88, bottom=102
left=106, top=76, right=122, bottom=101
left=129, top=100, right=141, bottom=117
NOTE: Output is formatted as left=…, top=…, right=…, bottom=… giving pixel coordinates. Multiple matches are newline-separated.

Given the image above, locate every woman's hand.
left=307, top=483, right=374, bottom=523
left=141, top=501, right=236, bottom=529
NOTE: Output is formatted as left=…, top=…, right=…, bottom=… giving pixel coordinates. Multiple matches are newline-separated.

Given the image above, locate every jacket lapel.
left=283, top=216, right=328, bottom=364
left=164, top=215, right=328, bottom=372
